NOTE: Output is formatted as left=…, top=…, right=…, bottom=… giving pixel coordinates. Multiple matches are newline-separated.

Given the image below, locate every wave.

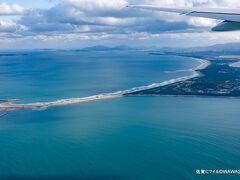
left=229, top=61, right=240, bottom=68
left=0, top=58, right=210, bottom=112
left=165, top=58, right=210, bottom=73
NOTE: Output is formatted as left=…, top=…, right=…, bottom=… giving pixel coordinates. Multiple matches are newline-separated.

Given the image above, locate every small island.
left=125, top=56, right=240, bottom=97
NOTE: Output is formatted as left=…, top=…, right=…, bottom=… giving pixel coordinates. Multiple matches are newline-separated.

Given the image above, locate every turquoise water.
left=0, top=51, right=240, bottom=179
left=0, top=51, right=197, bottom=103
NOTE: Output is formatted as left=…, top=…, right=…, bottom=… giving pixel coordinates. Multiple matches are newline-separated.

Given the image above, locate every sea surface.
left=0, top=50, right=240, bottom=179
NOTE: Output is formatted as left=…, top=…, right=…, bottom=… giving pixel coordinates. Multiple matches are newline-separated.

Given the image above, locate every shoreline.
left=122, top=58, right=210, bottom=95
left=0, top=94, right=122, bottom=111
left=229, top=61, right=240, bottom=68
left=0, top=57, right=210, bottom=112
left=124, top=94, right=240, bottom=99
left=127, top=56, right=240, bottom=97
left=164, top=58, right=210, bottom=73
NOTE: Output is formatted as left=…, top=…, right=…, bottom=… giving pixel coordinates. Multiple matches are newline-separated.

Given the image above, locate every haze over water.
left=0, top=50, right=240, bottom=179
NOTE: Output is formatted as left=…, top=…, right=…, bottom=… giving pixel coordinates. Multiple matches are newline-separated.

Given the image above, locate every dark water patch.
left=0, top=53, right=28, bottom=57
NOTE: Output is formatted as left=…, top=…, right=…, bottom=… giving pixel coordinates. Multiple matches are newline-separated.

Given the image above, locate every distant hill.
left=29, top=43, right=240, bottom=54
left=185, top=43, right=240, bottom=52
left=79, top=45, right=135, bottom=51
left=153, top=42, right=240, bottom=56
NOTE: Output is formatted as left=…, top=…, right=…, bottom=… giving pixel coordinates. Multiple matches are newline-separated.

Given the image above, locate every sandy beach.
left=0, top=58, right=210, bottom=112
left=229, top=61, right=240, bottom=68
left=0, top=94, right=122, bottom=111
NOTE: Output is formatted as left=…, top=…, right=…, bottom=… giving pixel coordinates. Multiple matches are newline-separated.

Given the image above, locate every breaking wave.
left=0, top=58, right=210, bottom=112
left=165, top=58, right=210, bottom=73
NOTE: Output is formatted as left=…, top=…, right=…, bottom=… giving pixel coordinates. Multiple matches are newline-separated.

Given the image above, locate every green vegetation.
left=126, top=58, right=240, bottom=97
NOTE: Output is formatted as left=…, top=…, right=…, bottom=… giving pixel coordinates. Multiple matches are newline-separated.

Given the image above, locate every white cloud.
left=0, top=3, right=25, bottom=16
left=1, top=0, right=240, bottom=49
left=186, top=17, right=217, bottom=27
left=0, top=20, right=26, bottom=33
left=13, top=0, right=240, bottom=35
left=59, top=0, right=128, bottom=11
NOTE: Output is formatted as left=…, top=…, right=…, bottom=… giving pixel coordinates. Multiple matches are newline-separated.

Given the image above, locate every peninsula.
left=125, top=56, right=240, bottom=97
left=1, top=54, right=240, bottom=113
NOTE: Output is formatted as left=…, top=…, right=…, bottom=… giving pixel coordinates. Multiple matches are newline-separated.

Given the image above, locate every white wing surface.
left=129, top=5, right=240, bottom=31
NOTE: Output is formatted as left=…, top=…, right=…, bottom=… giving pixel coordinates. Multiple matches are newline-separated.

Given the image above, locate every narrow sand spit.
left=0, top=58, right=210, bottom=112
left=0, top=94, right=122, bottom=111
left=229, top=61, right=240, bottom=68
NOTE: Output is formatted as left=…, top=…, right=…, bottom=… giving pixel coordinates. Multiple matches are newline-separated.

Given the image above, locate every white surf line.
left=196, top=59, right=211, bottom=70
left=229, top=61, right=240, bottom=68
left=120, top=58, right=210, bottom=95
left=165, top=58, right=210, bottom=73
left=0, top=58, right=210, bottom=112
left=0, top=94, right=122, bottom=111
left=120, top=71, right=201, bottom=95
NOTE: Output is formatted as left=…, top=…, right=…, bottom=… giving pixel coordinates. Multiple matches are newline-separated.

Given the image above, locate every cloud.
left=0, top=3, right=25, bottom=16
left=0, top=0, right=240, bottom=49
left=0, top=20, right=27, bottom=33
left=17, top=0, right=195, bottom=35
left=59, top=0, right=128, bottom=12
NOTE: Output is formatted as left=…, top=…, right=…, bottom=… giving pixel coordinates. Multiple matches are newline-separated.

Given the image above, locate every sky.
left=1, top=0, right=53, bottom=8
left=0, top=0, right=240, bottom=49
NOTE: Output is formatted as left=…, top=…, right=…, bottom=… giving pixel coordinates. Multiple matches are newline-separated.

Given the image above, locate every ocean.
left=0, top=50, right=239, bottom=179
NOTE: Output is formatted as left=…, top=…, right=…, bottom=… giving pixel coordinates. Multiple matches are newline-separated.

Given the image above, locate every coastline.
left=0, top=94, right=122, bottom=111
left=121, top=58, right=210, bottom=95
left=229, top=61, right=240, bottom=68
left=127, top=56, right=240, bottom=97
left=0, top=57, right=210, bottom=112
left=164, top=58, right=210, bottom=73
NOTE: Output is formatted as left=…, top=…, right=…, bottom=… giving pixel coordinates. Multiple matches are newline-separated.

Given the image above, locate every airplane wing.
left=129, top=5, right=240, bottom=31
